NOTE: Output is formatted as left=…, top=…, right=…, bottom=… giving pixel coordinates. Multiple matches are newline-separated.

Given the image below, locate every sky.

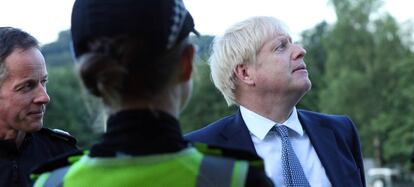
left=0, top=0, right=413, bottom=46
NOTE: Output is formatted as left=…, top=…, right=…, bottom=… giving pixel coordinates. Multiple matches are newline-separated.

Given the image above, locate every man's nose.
left=292, top=44, right=306, bottom=60
left=33, top=84, right=50, bottom=105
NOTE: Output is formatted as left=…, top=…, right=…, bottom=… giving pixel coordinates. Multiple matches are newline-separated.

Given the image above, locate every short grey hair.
left=0, top=27, right=39, bottom=87
left=209, top=16, right=290, bottom=106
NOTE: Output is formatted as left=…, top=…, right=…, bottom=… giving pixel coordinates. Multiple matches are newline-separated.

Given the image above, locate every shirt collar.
left=283, top=107, right=304, bottom=136
left=240, top=106, right=304, bottom=140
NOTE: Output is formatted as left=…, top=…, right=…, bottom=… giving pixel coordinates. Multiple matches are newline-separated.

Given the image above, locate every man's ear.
left=234, top=63, right=254, bottom=85
left=179, top=44, right=195, bottom=82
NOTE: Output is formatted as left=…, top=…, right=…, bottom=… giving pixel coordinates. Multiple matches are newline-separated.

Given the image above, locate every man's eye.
left=23, top=82, right=33, bottom=89
left=17, top=82, right=34, bottom=92
left=275, top=42, right=287, bottom=52
left=41, top=79, right=48, bottom=86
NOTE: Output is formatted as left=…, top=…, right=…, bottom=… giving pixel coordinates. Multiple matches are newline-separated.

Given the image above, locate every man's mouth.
left=293, top=64, right=307, bottom=72
left=28, top=110, right=44, bottom=117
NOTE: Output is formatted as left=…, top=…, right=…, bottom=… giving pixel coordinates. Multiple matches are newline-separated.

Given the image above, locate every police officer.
left=0, top=27, right=78, bottom=187
left=32, top=0, right=274, bottom=186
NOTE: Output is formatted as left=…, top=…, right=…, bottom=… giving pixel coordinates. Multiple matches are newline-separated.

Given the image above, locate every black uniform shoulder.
left=193, top=143, right=265, bottom=168
left=38, top=128, right=77, bottom=145
left=31, top=149, right=84, bottom=176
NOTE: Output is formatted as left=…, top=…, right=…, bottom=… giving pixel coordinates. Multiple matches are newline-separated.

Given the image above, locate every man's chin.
left=299, top=79, right=312, bottom=92
left=25, top=122, right=43, bottom=133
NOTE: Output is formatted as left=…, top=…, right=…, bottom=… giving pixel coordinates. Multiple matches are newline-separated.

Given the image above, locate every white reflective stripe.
left=196, top=155, right=235, bottom=187
left=43, top=166, right=70, bottom=187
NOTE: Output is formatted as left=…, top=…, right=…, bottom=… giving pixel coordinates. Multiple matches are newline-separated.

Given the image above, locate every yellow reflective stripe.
left=230, top=161, right=248, bottom=187
left=33, top=173, right=51, bottom=187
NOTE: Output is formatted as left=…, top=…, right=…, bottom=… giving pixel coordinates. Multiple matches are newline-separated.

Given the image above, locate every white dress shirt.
left=240, top=106, right=332, bottom=187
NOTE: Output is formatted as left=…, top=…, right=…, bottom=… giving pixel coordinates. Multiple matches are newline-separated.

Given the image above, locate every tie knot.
left=274, top=125, right=289, bottom=138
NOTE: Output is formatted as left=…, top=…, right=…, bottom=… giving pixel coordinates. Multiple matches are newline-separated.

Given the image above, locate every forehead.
left=4, top=47, right=47, bottom=78
left=265, top=23, right=290, bottom=40
left=261, top=29, right=291, bottom=51
left=262, top=17, right=289, bottom=33
left=257, top=19, right=292, bottom=47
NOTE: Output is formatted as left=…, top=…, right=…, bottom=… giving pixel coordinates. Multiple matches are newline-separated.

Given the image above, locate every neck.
left=110, top=84, right=187, bottom=119
left=0, top=128, right=26, bottom=148
left=236, top=90, right=302, bottom=123
left=15, top=131, right=26, bottom=147
left=113, top=99, right=179, bottom=119
left=242, top=100, right=295, bottom=123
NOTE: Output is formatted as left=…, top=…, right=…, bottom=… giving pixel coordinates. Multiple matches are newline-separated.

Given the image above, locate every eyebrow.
left=14, top=74, right=49, bottom=86
left=271, top=36, right=290, bottom=46
left=277, top=35, right=292, bottom=42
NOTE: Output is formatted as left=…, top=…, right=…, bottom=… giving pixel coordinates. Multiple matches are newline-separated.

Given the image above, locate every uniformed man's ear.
left=179, top=44, right=194, bottom=82
left=234, top=64, right=254, bottom=85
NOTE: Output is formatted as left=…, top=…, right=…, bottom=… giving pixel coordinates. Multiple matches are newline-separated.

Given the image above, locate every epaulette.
left=31, top=149, right=86, bottom=179
left=40, top=128, right=77, bottom=145
left=192, top=143, right=265, bottom=169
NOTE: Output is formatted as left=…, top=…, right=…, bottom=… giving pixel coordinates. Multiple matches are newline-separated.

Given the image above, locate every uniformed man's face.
left=0, top=47, right=50, bottom=134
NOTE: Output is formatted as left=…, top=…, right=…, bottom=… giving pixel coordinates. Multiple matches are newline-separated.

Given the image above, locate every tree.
left=320, top=0, right=414, bottom=167
left=298, top=21, right=329, bottom=111
left=41, top=30, right=73, bottom=67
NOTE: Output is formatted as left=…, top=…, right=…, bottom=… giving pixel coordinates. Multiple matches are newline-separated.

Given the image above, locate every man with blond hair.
left=186, top=16, right=365, bottom=187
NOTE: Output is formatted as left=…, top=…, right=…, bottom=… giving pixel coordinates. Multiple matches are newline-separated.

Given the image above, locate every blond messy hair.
left=209, top=16, right=290, bottom=106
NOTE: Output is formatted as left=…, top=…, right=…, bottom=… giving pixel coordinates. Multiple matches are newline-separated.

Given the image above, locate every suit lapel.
left=219, top=110, right=257, bottom=154
left=298, top=111, right=347, bottom=186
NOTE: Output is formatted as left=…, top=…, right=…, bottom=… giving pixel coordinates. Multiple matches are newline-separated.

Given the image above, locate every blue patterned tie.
left=274, top=125, right=310, bottom=187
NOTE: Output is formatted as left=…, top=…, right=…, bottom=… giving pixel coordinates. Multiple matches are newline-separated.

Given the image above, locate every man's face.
left=249, top=32, right=311, bottom=97
left=0, top=47, right=50, bottom=133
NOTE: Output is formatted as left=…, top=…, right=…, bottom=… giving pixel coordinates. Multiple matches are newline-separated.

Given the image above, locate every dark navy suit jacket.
left=185, top=109, right=366, bottom=187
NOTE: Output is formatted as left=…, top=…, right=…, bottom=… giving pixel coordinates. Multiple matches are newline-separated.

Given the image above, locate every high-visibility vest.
left=34, top=147, right=249, bottom=187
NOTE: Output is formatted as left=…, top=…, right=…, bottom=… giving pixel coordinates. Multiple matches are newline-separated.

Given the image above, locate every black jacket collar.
left=90, top=109, right=188, bottom=157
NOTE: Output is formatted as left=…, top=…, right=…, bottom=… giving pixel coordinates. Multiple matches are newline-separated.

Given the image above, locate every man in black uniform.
left=0, top=27, right=78, bottom=187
